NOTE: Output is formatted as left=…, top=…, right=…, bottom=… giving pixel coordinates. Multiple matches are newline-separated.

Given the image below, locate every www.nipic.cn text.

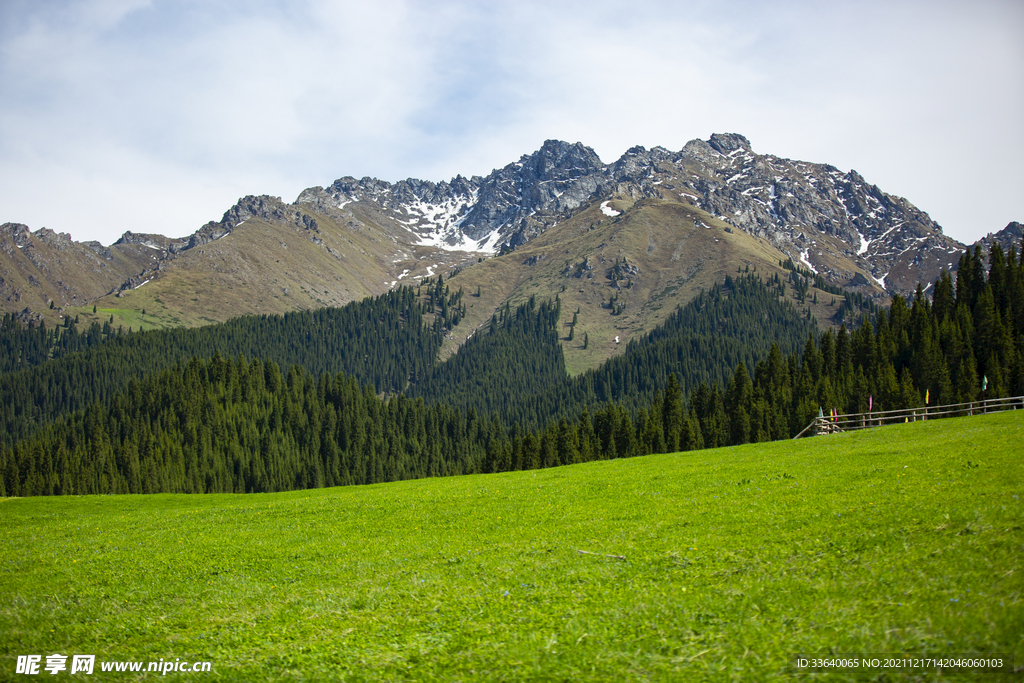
left=15, top=654, right=212, bottom=675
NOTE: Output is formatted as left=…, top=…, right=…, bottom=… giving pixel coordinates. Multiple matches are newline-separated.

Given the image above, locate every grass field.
left=1, top=412, right=1021, bottom=681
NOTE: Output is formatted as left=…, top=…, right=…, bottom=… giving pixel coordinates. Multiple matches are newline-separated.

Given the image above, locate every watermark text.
left=15, top=654, right=211, bottom=675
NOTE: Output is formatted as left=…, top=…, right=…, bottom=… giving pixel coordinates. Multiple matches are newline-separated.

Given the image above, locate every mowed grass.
left=1, top=413, right=1022, bottom=681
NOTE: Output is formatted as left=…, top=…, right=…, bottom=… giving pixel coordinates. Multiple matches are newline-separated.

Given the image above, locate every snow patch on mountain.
left=475, top=227, right=505, bottom=253
left=857, top=230, right=871, bottom=256
left=799, top=249, right=819, bottom=274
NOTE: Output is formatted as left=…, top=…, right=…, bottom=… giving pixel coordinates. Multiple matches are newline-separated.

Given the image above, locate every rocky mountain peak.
left=277, top=133, right=978, bottom=296
left=611, top=145, right=673, bottom=181
left=113, top=231, right=184, bottom=253
left=972, top=222, right=1024, bottom=257
left=448, top=140, right=610, bottom=247
left=32, top=228, right=75, bottom=250
left=707, top=133, right=752, bottom=154
left=2, top=223, right=32, bottom=248
left=526, top=140, right=604, bottom=176
left=220, top=195, right=287, bottom=228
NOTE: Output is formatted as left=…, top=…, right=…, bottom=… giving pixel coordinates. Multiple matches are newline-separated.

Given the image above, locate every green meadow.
left=1, top=412, right=1021, bottom=681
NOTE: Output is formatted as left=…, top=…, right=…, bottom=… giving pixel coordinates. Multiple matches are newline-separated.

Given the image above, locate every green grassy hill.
left=2, top=412, right=1021, bottom=681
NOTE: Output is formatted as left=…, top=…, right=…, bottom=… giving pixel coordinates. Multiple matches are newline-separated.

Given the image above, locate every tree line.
left=0, top=313, right=126, bottom=374
left=0, top=283, right=464, bottom=447
left=2, top=241, right=1022, bottom=496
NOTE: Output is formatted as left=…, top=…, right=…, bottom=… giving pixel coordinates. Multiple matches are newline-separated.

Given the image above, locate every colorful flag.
left=982, top=375, right=988, bottom=392
left=925, top=389, right=929, bottom=405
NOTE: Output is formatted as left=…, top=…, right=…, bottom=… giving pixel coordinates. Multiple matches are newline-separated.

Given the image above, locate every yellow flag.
left=925, top=389, right=930, bottom=405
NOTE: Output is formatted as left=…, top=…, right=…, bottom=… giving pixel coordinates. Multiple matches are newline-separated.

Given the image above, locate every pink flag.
left=869, top=395, right=873, bottom=411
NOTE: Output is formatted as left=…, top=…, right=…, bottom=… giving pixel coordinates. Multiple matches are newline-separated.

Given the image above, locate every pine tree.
left=725, top=363, right=752, bottom=445
left=663, top=373, right=684, bottom=452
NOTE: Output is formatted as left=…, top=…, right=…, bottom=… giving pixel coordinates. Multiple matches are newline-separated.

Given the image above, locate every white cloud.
left=0, top=0, right=1021, bottom=245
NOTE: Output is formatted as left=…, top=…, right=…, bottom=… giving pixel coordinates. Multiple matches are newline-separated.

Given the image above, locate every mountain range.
left=2, top=133, right=1018, bottom=372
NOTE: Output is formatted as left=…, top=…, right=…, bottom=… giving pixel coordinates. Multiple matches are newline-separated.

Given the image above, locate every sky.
left=1, top=0, right=1022, bottom=247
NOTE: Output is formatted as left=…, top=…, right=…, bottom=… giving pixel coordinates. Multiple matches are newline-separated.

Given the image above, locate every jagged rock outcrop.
left=564, top=256, right=596, bottom=279
left=707, top=133, right=752, bottom=154
left=2, top=223, right=33, bottom=250
left=460, top=140, right=609, bottom=243
left=301, top=140, right=615, bottom=251
left=32, top=228, right=75, bottom=250
left=972, top=222, right=1024, bottom=258
left=661, top=137, right=964, bottom=294
left=113, top=231, right=184, bottom=254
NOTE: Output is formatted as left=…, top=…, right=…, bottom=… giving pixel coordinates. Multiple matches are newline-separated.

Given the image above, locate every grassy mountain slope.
left=73, top=205, right=478, bottom=331
left=2, top=412, right=1019, bottom=681
left=444, top=196, right=851, bottom=374
left=0, top=223, right=156, bottom=321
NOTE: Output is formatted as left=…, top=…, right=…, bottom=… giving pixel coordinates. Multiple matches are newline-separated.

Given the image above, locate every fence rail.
left=794, top=395, right=1024, bottom=438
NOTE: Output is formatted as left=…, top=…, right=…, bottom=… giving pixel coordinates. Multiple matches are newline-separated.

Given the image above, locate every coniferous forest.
left=0, top=281, right=463, bottom=447
left=1, top=242, right=1022, bottom=497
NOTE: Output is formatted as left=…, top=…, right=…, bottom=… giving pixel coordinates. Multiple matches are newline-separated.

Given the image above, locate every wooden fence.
left=794, top=395, right=1024, bottom=438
